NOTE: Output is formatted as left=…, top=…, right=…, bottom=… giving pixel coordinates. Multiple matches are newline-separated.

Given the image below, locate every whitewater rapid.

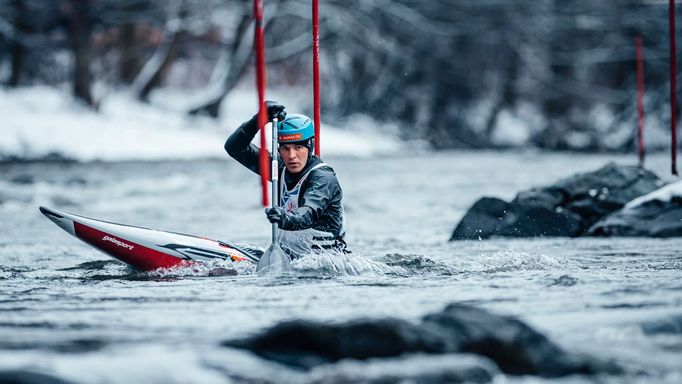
left=0, top=151, right=680, bottom=383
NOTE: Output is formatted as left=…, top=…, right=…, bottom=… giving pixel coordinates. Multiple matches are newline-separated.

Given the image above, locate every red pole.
left=312, top=0, right=321, bottom=156
left=670, top=0, right=678, bottom=176
left=636, top=35, right=646, bottom=168
left=254, top=0, right=270, bottom=206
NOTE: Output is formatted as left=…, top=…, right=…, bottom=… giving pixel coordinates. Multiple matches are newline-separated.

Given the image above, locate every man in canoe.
left=225, top=101, right=347, bottom=257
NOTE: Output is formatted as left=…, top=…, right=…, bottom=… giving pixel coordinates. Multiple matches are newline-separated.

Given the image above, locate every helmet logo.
left=279, top=133, right=303, bottom=141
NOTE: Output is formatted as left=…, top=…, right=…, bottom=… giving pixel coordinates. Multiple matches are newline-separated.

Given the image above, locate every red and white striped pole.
left=254, top=0, right=270, bottom=206
left=669, top=0, right=678, bottom=176
left=636, top=35, right=646, bottom=168
left=312, top=0, right=321, bottom=156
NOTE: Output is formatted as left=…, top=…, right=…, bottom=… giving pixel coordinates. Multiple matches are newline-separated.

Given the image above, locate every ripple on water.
left=547, top=274, right=579, bottom=287
left=58, top=260, right=121, bottom=271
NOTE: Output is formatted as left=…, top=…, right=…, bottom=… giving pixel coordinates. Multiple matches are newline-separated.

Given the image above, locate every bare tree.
left=64, top=0, right=95, bottom=106
left=8, top=0, right=29, bottom=86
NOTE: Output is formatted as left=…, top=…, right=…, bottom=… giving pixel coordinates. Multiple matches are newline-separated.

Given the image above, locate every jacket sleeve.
left=224, top=116, right=268, bottom=176
left=279, top=206, right=315, bottom=231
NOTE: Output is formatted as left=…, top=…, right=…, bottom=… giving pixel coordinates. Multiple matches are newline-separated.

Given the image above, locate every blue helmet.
left=277, top=114, right=314, bottom=146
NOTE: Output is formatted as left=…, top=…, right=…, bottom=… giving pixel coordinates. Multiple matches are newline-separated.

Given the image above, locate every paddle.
left=256, top=118, right=292, bottom=274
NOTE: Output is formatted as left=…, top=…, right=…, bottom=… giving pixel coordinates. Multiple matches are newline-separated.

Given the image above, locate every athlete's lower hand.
left=265, top=207, right=287, bottom=226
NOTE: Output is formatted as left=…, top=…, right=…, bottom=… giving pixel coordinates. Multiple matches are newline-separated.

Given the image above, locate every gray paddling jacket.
left=224, top=116, right=346, bottom=251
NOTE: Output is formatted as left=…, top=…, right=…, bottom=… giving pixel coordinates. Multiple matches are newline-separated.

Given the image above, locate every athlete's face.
left=279, top=143, right=309, bottom=174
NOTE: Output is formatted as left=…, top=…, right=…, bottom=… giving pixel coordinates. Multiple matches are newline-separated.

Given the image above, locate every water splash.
left=290, top=250, right=411, bottom=277
left=144, top=258, right=255, bottom=278
left=452, top=250, right=572, bottom=274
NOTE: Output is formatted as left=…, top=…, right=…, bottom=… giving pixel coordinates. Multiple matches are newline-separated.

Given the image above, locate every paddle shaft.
left=271, top=118, right=279, bottom=243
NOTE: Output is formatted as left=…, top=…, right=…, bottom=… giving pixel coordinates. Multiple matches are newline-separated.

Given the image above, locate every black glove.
left=265, top=207, right=289, bottom=228
left=265, top=100, right=286, bottom=122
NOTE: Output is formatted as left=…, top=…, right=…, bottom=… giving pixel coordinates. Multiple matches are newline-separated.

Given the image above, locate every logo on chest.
left=281, top=189, right=300, bottom=213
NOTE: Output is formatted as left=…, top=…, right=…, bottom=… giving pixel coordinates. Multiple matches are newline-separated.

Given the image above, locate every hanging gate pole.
left=312, top=0, right=321, bottom=156
left=254, top=0, right=270, bottom=205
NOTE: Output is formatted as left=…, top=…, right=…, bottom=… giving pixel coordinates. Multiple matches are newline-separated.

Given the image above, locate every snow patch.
left=0, top=86, right=404, bottom=162
left=624, top=180, right=682, bottom=210
left=491, top=109, right=531, bottom=146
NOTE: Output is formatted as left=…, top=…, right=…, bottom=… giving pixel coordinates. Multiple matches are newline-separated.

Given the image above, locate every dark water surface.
left=1, top=152, right=681, bottom=383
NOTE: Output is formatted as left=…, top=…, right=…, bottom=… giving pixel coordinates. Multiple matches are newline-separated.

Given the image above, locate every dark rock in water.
left=451, top=163, right=662, bottom=240
left=587, top=189, right=682, bottom=237
left=0, top=370, right=74, bottom=384
left=224, top=304, right=620, bottom=377
left=449, top=197, right=510, bottom=240
left=641, top=314, right=682, bottom=335
left=422, top=304, right=617, bottom=377
left=495, top=204, right=583, bottom=237
left=224, top=318, right=444, bottom=369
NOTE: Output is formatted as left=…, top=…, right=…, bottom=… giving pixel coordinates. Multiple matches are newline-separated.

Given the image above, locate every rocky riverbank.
left=451, top=163, right=681, bottom=240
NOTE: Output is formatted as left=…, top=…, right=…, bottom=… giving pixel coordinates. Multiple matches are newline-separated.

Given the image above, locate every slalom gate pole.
left=670, top=0, right=678, bottom=176
left=636, top=35, right=646, bottom=168
left=312, top=0, right=321, bottom=156
left=254, top=0, right=270, bottom=205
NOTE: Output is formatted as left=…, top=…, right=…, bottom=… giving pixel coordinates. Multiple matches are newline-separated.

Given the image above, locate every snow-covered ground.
left=0, top=85, right=406, bottom=162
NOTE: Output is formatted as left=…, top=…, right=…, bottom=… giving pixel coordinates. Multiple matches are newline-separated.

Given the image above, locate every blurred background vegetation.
left=0, top=0, right=679, bottom=151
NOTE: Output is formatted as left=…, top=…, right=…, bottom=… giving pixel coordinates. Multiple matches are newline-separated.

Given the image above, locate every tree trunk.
left=485, top=50, right=519, bottom=136
left=137, top=28, right=185, bottom=101
left=67, top=0, right=95, bottom=107
left=8, top=0, right=28, bottom=87
left=188, top=9, right=251, bottom=117
left=134, top=1, right=188, bottom=102
left=120, top=22, right=139, bottom=84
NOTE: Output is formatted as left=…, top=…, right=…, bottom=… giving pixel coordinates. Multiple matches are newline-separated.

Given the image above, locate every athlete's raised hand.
left=265, top=100, right=286, bottom=121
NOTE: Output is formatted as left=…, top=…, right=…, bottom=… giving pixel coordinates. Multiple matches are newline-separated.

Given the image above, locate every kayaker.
left=224, top=101, right=347, bottom=257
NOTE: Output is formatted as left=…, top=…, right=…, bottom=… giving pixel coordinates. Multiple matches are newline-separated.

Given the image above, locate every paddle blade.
left=256, top=243, right=292, bottom=275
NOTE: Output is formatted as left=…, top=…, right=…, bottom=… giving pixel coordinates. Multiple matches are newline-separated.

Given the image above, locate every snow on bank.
left=624, top=180, right=682, bottom=210
left=0, top=86, right=404, bottom=162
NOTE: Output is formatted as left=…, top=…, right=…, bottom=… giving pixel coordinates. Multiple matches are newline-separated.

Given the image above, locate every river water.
left=0, top=151, right=680, bottom=383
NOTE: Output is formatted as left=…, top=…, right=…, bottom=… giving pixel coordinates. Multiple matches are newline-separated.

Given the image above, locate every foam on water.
left=291, top=251, right=401, bottom=277
left=452, top=250, right=574, bottom=274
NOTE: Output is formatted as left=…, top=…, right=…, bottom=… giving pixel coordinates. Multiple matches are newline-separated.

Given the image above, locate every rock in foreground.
left=451, top=163, right=662, bottom=240
left=223, top=304, right=620, bottom=378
